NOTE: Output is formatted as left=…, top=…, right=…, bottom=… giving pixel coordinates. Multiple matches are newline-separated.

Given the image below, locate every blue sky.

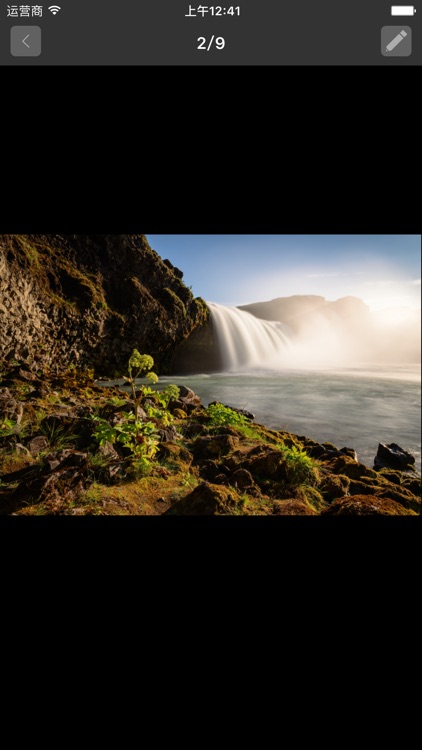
left=146, top=235, right=421, bottom=311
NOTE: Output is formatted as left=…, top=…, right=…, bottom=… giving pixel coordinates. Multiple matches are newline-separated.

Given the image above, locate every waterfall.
left=207, top=301, right=292, bottom=371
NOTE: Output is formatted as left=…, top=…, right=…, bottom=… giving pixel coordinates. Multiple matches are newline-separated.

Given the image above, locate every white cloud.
left=306, top=272, right=340, bottom=279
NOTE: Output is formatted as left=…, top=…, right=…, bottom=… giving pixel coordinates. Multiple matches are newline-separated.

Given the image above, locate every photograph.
left=0, top=233, right=420, bottom=516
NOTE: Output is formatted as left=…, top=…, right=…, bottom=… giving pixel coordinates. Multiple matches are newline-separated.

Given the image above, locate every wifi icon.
left=48, top=5, right=61, bottom=14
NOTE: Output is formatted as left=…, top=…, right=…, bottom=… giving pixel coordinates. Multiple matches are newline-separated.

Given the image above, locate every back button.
left=11, top=26, right=41, bottom=57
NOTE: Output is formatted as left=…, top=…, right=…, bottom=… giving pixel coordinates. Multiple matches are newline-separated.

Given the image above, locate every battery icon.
left=391, top=6, right=416, bottom=14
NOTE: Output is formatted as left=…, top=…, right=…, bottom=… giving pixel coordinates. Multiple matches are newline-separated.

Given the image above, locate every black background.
left=1, top=63, right=420, bottom=592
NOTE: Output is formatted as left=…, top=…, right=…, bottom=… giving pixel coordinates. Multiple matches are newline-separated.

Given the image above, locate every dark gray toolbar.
left=1, top=1, right=420, bottom=65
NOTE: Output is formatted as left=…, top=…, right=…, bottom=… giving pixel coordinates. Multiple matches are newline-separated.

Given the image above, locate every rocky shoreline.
left=0, top=364, right=420, bottom=516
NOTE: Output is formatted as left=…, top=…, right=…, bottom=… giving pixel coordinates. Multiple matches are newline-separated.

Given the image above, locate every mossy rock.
left=172, top=408, right=187, bottom=419
left=402, top=476, right=421, bottom=496
left=295, top=485, right=327, bottom=512
left=319, top=473, right=351, bottom=501
left=246, top=449, right=285, bottom=479
left=377, top=468, right=402, bottom=485
left=156, top=442, right=193, bottom=468
left=165, top=481, right=240, bottom=515
left=273, top=499, right=317, bottom=516
left=322, top=494, right=416, bottom=516
left=375, top=486, right=420, bottom=514
left=323, top=455, right=377, bottom=480
left=191, top=434, right=239, bottom=459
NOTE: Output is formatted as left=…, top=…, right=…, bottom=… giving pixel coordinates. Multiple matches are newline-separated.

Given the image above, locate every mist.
left=208, top=296, right=421, bottom=371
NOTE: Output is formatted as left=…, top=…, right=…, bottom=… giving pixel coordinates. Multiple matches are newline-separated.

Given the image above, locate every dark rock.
left=230, top=468, right=256, bottom=490
left=163, top=258, right=183, bottom=279
left=374, top=442, right=416, bottom=471
left=198, top=459, right=225, bottom=481
left=53, top=449, right=89, bottom=468
left=44, top=457, right=61, bottom=471
left=247, top=450, right=286, bottom=480
left=8, top=449, right=90, bottom=511
left=319, top=473, right=350, bottom=501
left=16, top=368, right=39, bottom=382
left=28, top=435, right=49, bottom=456
left=183, top=422, right=207, bottom=437
left=158, top=425, right=179, bottom=443
left=156, top=442, right=192, bottom=466
left=340, top=447, right=358, bottom=461
left=0, top=387, right=23, bottom=422
left=104, top=461, right=129, bottom=484
left=0, top=464, right=41, bottom=484
left=112, top=401, right=144, bottom=417
left=322, top=441, right=339, bottom=451
left=178, top=386, right=202, bottom=408
left=12, top=466, right=87, bottom=510
left=191, top=434, right=239, bottom=459
left=98, top=441, right=120, bottom=461
left=214, top=474, right=229, bottom=485
left=306, top=443, right=327, bottom=459
left=168, top=399, right=185, bottom=412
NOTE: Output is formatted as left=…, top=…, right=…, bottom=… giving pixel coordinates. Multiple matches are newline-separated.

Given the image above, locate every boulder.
left=374, top=443, right=416, bottom=471
left=323, top=454, right=377, bottom=480
left=178, top=386, right=202, bottom=407
left=319, top=473, right=350, bottom=501
left=28, top=435, right=49, bottom=456
left=166, top=482, right=239, bottom=515
left=247, top=450, right=286, bottom=480
left=9, top=449, right=90, bottom=511
left=191, top=434, right=239, bottom=459
left=0, top=387, right=23, bottom=423
left=273, top=499, right=317, bottom=515
left=322, top=494, right=416, bottom=516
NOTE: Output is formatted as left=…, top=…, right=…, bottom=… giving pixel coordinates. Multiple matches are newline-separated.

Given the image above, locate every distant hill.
left=239, top=295, right=370, bottom=333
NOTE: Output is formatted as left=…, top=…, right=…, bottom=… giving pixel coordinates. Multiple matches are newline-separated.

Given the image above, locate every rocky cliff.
left=0, top=234, right=209, bottom=375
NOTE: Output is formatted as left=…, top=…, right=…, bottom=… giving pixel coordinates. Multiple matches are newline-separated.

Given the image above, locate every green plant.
left=92, top=414, right=160, bottom=459
left=39, top=421, right=78, bottom=450
left=180, top=471, right=196, bottom=488
left=205, top=403, right=249, bottom=428
left=13, top=383, right=32, bottom=397
left=0, top=418, right=17, bottom=438
left=106, top=396, right=128, bottom=408
left=279, top=445, right=318, bottom=487
left=47, top=393, right=62, bottom=405
left=123, top=349, right=159, bottom=417
left=144, top=403, right=174, bottom=427
left=157, top=384, right=180, bottom=407
left=130, top=456, right=153, bottom=479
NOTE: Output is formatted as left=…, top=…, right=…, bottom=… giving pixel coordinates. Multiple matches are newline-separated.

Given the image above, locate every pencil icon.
left=386, top=29, right=407, bottom=50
